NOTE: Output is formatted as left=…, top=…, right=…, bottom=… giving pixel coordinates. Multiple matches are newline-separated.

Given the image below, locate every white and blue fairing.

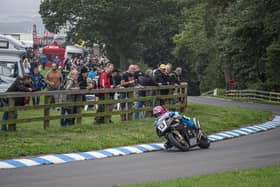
left=154, top=111, right=194, bottom=128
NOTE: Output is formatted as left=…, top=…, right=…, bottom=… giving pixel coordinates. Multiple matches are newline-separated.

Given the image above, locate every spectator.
left=61, top=69, right=80, bottom=127
left=79, top=66, right=90, bottom=89
left=23, top=58, right=31, bottom=74
left=152, top=63, right=161, bottom=77
left=174, top=66, right=185, bottom=105
left=111, top=69, right=121, bottom=88
left=1, top=74, right=32, bottom=131
left=154, top=64, right=169, bottom=85
left=165, top=63, right=178, bottom=107
left=111, top=69, right=122, bottom=110
left=41, top=54, right=47, bottom=70
left=120, top=65, right=136, bottom=121
left=45, top=63, right=62, bottom=109
left=87, top=67, right=96, bottom=81
left=30, top=59, right=38, bottom=74
left=86, top=58, right=96, bottom=70
left=31, top=67, right=46, bottom=105
left=99, top=63, right=114, bottom=89
left=166, top=63, right=172, bottom=74
left=94, top=63, right=114, bottom=124
left=134, top=65, right=144, bottom=81
left=54, top=55, right=61, bottom=67
left=154, top=64, right=170, bottom=105
left=175, top=67, right=183, bottom=83
left=134, top=69, right=158, bottom=119
left=58, top=65, right=66, bottom=80
left=64, top=58, right=71, bottom=71
left=166, top=63, right=180, bottom=85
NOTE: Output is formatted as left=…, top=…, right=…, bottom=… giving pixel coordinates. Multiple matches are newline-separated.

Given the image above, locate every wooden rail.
left=0, top=83, right=188, bottom=130
left=227, top=89, right=280, bottom=102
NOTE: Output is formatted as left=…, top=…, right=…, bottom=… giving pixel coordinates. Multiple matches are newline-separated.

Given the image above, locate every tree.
left=215, top=0, right=280, bottom=90
left=173, top=0, right=280, bottom=92
left=40, top=0, right=182, bottom=69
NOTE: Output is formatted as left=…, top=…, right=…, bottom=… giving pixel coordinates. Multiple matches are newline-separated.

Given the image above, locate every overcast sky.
left=0, top=0, right=44, bottom=34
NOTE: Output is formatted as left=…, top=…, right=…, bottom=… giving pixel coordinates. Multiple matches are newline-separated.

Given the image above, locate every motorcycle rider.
left=153, top=106, right=199, bottom=149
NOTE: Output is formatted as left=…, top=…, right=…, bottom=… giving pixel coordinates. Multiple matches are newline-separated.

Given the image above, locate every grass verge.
left=0, top=102, right=272, bottom=160
left=118, top=165, right=280, bottom=187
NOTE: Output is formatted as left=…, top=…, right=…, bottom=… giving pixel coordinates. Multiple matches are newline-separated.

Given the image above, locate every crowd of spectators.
left=1, top=53, right=184, bottom=130
left=63, top=55, right=183, bottom=125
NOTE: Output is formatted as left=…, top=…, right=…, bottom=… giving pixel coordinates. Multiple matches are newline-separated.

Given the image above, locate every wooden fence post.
left=175, top=86, right=181, bottom=112
left=145, top=89, right=152, bottom=118
left=155, top=88, right=160, bottom=106
left=183, top=85, right=188, bottom=113
left=127, top=90, right=133, bottom=121
left=44, top=95, right=50, bottom=129
left=104, top=92, right=110, bottom=124
left=76, top=94, right=83, bottom=125
left=7, top=98, right=16, bottom=131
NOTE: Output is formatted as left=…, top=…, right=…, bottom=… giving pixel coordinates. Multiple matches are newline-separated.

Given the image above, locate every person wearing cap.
left=78, top=66, right=93, bottom=90
left=1, top=74, right=32, bottom=131
left=154, top=64, right=170, bottom=85
left=154, top=64, right=170, bottom=105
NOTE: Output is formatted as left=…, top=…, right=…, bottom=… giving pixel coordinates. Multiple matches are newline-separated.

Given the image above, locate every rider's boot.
left=164, top=141, right=173, bottom=149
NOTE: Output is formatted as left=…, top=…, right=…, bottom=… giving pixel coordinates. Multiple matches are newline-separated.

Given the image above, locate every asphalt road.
left=188, top=96, right=280, bottom=114
left=1, top=127, right=280, bottom=187
left=0, top=97, right=279, bottom=187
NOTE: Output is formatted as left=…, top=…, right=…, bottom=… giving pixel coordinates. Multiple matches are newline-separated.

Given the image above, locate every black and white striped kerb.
left=0, top=116, right=279, bottom=170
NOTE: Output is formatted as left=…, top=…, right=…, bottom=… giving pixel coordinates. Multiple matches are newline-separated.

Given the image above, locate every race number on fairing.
left=157, top=121, right=168, bottom=132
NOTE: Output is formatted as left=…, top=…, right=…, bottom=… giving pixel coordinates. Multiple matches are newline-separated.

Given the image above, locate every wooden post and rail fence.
left=0, top=83, right=188, bottom=131
left=226, top=89, right=280, bottom=102
left=203, top=88, right=280, bottom=103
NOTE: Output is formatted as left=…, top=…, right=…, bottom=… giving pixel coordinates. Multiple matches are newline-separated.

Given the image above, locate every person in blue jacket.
left=31, top=67, right=46, bottom=105
left=41, top=54, right=47, bottom=70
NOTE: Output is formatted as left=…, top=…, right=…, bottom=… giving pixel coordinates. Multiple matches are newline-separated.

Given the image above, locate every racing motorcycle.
left=155, top=113, right=210, bottom=151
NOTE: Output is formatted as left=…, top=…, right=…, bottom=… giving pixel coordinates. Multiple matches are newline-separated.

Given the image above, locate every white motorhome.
left=0, top=34, right=25, bottom=92
left=64, top=45, right=83, bottom=60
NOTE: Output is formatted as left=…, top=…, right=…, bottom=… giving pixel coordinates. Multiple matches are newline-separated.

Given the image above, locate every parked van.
left=0, top=34, right=25, bottom=92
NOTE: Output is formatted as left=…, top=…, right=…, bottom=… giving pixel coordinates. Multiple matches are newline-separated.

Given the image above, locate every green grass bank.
left=0, top=102, right=272, bottom=160
left=119, top=165, right=280, bottom=187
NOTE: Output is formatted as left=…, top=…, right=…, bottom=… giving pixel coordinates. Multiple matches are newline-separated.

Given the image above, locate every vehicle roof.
left=0, top=34, right=26, bottom=50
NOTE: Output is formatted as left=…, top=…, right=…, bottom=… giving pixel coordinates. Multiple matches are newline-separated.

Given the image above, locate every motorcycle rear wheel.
left=167, top=132, right=190, bottom=152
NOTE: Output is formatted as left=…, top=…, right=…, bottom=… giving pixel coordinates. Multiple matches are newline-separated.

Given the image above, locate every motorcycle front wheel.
left=199, top=135, right=210, bottom=149
left=167, top=132, right=190, bottom=152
